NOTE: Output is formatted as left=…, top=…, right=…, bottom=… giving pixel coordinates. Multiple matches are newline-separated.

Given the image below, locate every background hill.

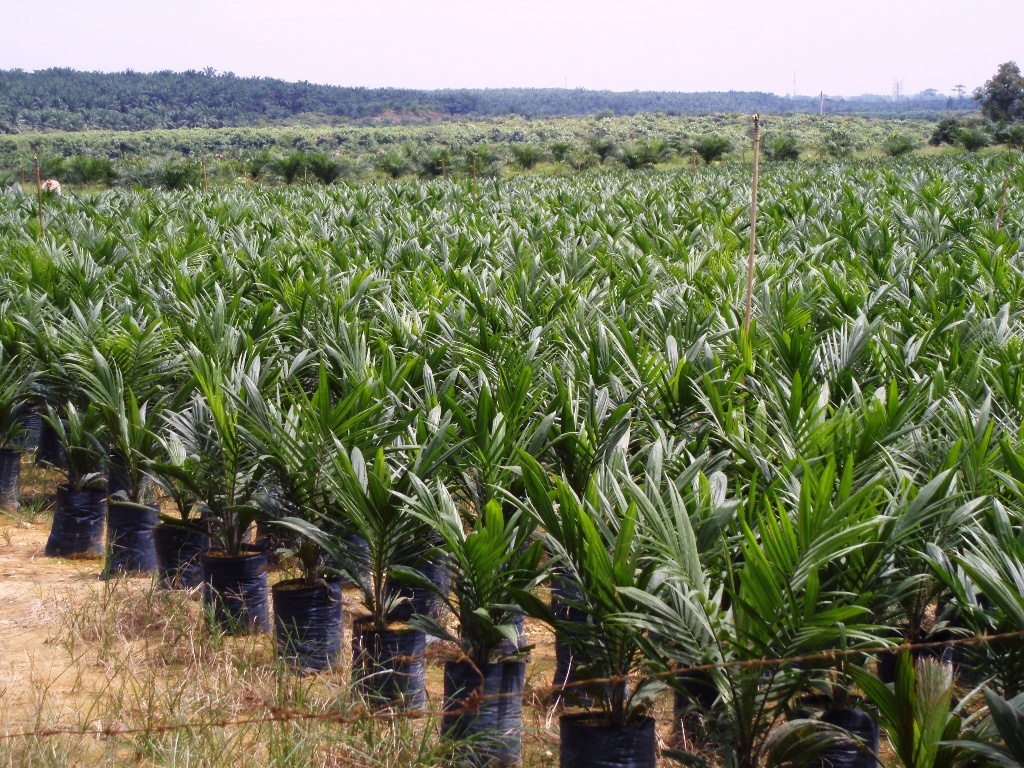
left=0, top=68, right=972, bottom=133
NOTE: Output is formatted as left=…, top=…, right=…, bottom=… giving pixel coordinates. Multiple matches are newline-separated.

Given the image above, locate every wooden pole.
left=996, top=170, right=1010, bottom=231
left=472, top=154, right=477, bottom=204
left=203, top=159, right=208, bottom=192
left=691, top=148, right=698, bottom=174
left=34, top=155, right=44, bottom=238
left=743, top=115, right=761, bottom=334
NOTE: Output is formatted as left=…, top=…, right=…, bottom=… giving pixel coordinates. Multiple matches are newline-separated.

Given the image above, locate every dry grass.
left=0, top=455, right=687, bottom=766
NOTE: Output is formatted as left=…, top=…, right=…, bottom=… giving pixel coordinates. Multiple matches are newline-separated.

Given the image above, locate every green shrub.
left=272, top=151, right=308, bottom=184
left=883, top=133, right=917, bottom=157
left=620, top=140, right=668, bottom=169
left=822, top=124, right=854, bottom=158
left=929, top=116, right=961, bottom=146
left=509, top=144, right=546, bottom=170
left=692, top=135, right=732, bottom=164
left=66, top=156, right=118, bottom=186
left=158, top=158, right=202, bottom=190
left=306, top=152, right=348, bottom=184
left=765, top=134, right=800, bottom=162
left=376, top=150, right=412, bottom=179
left=957, top=127, right=991, bottom=152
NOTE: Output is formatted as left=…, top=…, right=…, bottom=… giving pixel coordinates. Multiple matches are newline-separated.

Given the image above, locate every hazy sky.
left=1, top=0, right=1020, bottom=97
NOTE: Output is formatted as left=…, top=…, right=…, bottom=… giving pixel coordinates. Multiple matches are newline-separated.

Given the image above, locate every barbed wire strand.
left=2, top=626, right=1021, bottom=742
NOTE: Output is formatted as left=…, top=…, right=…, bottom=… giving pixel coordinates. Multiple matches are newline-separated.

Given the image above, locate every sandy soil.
left=0, top=469, right=107, bottom=727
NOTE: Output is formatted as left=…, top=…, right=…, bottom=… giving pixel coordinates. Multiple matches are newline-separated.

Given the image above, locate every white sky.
left=1, top=0, right=1020, bottom=97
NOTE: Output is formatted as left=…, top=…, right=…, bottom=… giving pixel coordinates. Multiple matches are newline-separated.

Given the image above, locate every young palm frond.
left=73, top=349, right=169, bottom=503
left=518, top=451, right=664, bottom=726
left=0, top=346, right=35, bottom=450
left=926, top=496, right=1024, bottom=697
left=402, top=479, right=543, bottom=667
left=157, top=353, right=266, bottom=554
left=850, top=654, right=967, bottom=768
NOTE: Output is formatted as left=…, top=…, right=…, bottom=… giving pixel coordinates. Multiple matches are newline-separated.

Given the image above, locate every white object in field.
left=41, top=179, right=62, bottom=195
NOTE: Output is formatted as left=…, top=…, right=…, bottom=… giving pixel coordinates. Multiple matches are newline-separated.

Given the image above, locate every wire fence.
left=2, top=626, right=1021, bottom=742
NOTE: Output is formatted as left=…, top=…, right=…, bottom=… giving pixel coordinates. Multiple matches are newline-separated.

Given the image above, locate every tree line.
left=0, top=68, right=972, bottom=134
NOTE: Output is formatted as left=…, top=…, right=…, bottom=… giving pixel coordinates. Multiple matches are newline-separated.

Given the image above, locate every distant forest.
left=0, top=68, right=974, bottom=133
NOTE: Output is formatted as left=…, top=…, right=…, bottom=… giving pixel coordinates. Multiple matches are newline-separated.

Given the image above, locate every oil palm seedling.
left=620, top=140, right=669, bottom=170
left=1, top=150, right=1024, bottom=764
left=417, top=147, right=454, bottom=179
left=244, top=366, right=392, bottom=670
left=692, top=136, right=733, bottom=164
left=926, top=494, right=1024, bottom=697
left=849, top=652, right=971, bottom=768
left=519, top=453, right=666, bottom=768
left=540, top=374, right=633, bottom=696
left=0, top=347, right=35, bottom=510
left=271, top=151, right=308, bottom=185
left=509, top=144, right=546, bottom=171
left=376, top=150, right=413, bottom=180
left=443, top=358, right=555, bottom=520
left=624, top=455, right=891, bottom=768
left=404, top=480, right=543, bottom=766
left=42, top=402, right=107, bottom=558
left=281, top=405, right=456, bottom=708
left=158, top=354, right=269, bottom=632
left=883, top=134, right=917, bottom=157
left=74, top=349, right=171, bottom=575
left=305, top=152, right=347, bottom=185
left=953, top=688, right=1024, bottom=768
left=148, top=429, right=208, bottom=589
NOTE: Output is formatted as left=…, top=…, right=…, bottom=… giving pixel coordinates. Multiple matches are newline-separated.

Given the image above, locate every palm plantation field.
left=1, top=154, right=1023, bottom=768
left=0, top=113, right=943, bottom=189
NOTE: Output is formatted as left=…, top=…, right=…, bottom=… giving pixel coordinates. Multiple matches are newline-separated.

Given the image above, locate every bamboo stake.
left=34, top=155, right=44, bottom=238
left=996, top=170, right=1010, bottom=231
left=743, top=115, right=761, bottom=334
left=691, top=148, right=698, bottom=174
left=472, top=154, right=477, bottom=204
left=202, top=159, right=208, bottom=192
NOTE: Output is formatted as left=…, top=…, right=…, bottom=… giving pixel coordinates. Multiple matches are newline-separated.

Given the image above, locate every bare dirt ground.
left=0, top=464, right=103, bottom=725
left=0, top=520, right=85, bottom=717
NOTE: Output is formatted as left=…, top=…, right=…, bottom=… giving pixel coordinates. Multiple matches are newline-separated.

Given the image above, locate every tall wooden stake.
left=34, top=155, right=44, bottom=238
left=691, top=148, right=698, bottom=174
left=203, top=159, right=208, bottom=192
left=743, top=115, right=761, bottom=334
left=996, top=170, right=1010, bottom=231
